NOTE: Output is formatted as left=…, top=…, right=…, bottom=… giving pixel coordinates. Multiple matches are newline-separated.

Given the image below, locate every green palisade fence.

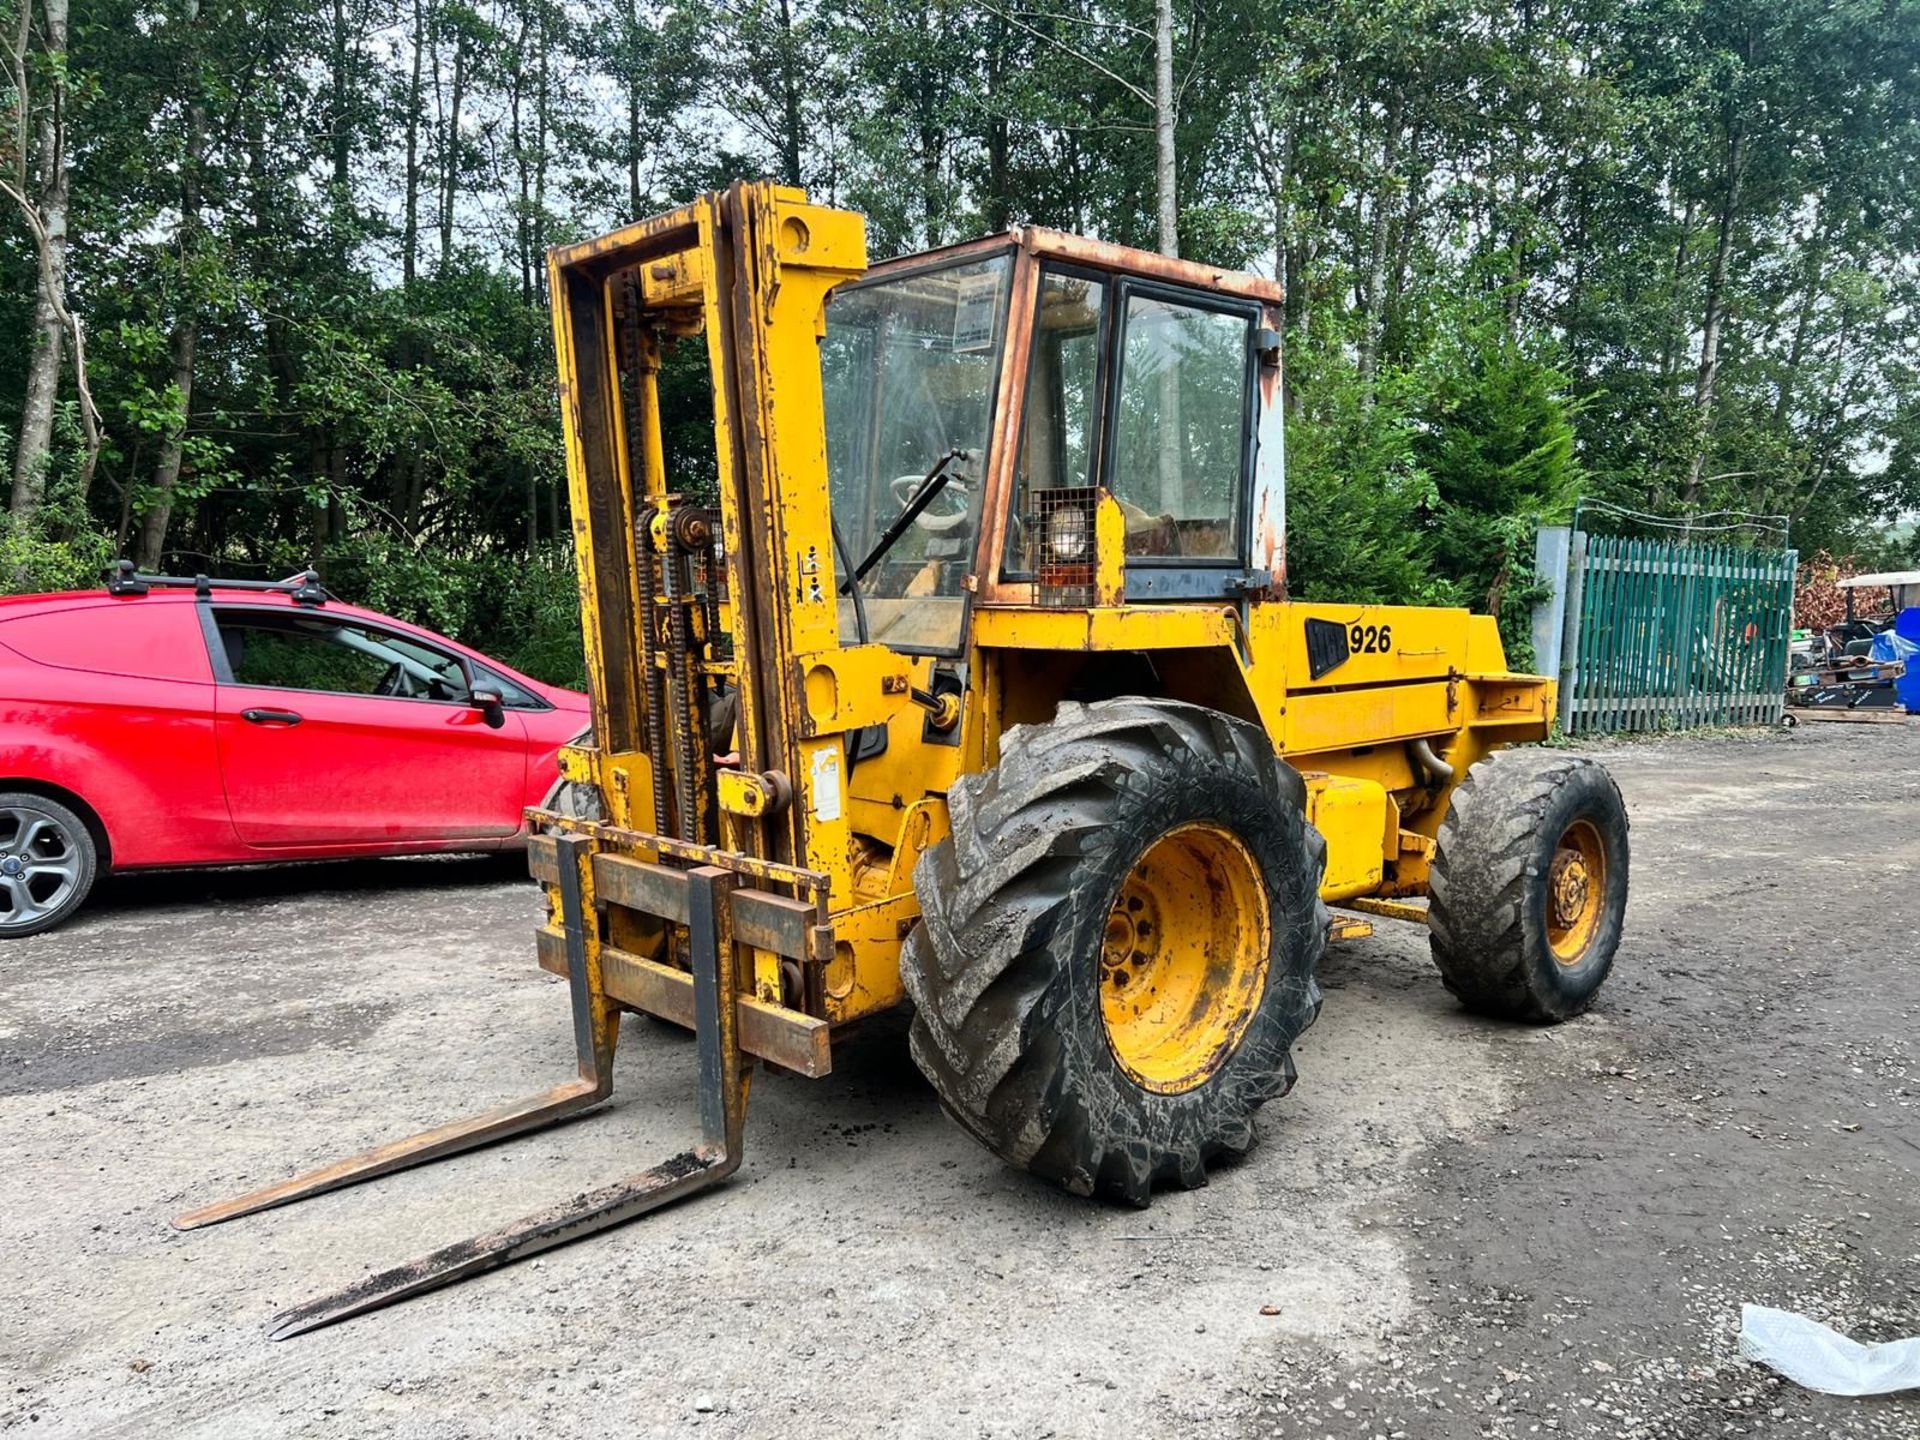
left=1562, top=532, right=1796, bottom=736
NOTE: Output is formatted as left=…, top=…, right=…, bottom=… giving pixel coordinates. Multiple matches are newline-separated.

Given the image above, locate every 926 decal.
left=1349, top=622, right=1392, bottom=654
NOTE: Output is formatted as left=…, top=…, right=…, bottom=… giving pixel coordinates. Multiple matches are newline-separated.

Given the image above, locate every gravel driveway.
left=2, top=725, right=1916, bottom=1438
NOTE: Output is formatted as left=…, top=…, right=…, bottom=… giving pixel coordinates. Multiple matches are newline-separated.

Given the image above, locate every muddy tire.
left=1427, top=749, right=1629, bottom=1023
left=902, top=698, right=1326, bottom=1205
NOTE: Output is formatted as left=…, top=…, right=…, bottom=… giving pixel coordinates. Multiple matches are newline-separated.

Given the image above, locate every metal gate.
left=1534, top=525, right=1797, bottom=736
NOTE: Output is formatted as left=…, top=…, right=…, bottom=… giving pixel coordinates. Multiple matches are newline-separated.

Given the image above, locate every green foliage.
left=1282, top=320, right=1437, bottom=607
left=1414, top=295, right=1583, bottom=663
left=0, top=474, right=114, bottom=593
left=481, top=548, right=589, bottom=690
left=0, top=522, right=113, bottom=594
left=1283, top=285, right=1581, bottom=671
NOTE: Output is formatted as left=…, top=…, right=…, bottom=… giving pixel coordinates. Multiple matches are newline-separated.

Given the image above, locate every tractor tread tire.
left=903, top=697, right=1326, bottom=1206
left=1427, top=748, right=1629, bottom=1024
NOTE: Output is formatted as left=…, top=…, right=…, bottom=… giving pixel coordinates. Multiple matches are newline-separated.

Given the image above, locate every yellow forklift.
left=178, top=182, right=1629, bottom=1336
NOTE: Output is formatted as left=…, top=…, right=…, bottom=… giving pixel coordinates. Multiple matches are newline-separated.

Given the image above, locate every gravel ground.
left=2, top=724, right=1916, bottom=1438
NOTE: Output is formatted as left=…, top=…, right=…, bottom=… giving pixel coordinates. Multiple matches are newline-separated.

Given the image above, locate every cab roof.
left=866, top=225, right=1285, bottom=307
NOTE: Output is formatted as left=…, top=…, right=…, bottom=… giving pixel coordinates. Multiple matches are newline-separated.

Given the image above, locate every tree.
left=711, top=0, right=815, bottom=187
left=134, top=0, right=209, bottom=567
left=979, top=0, right=1183, bottom=256
left=4, top=0, right=101, bottom=515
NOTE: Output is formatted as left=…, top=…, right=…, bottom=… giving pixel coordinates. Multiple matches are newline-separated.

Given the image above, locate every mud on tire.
left=1427, top=749, right=1630, bottom=1023
left=901, top=698, right=1327, bottom=1206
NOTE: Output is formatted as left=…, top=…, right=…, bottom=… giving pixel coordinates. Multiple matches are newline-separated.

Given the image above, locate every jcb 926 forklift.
left=178, top=182, right=1629, bottom=1337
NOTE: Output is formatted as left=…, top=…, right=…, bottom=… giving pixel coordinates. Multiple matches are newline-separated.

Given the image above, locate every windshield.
left=821, top=253, right=1012, bottom=652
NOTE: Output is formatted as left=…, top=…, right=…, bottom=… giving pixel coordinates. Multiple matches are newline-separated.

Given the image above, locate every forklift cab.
left=818, top=229, right=1286, bottom=659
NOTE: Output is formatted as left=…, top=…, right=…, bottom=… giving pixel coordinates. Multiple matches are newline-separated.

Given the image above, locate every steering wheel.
left=374, top=663, right=409, bottom=698
left=891, top=469, right=973, bottom=537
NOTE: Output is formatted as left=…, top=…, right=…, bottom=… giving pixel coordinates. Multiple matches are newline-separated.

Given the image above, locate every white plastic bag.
left=1739, top=1304, right=1920, bottom=1396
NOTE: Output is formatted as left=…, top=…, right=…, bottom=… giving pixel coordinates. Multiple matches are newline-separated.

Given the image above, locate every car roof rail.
left=105, top=559, right=331, bottom=606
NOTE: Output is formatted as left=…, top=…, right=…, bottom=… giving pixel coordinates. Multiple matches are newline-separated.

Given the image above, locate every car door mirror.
left=469, top=688, right=507, bottom=729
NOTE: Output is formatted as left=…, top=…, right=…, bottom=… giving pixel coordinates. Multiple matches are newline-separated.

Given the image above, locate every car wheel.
left=0, top=793, right=100, bottom=939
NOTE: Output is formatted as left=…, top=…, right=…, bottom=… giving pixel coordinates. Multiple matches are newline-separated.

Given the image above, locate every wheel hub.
left=1548, top=848, right=1590, bottom=929
left=1100, top=882, right=1164, bottom=1003
left=0, top=805, right=82, bottom=927
left=1544, top=818, right=1609, bottom=965
left=1098, top=823, right=1272, bottom=1094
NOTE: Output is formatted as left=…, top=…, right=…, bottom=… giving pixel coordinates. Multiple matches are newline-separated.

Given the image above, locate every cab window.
left=1006, top=269, right=1107, bottom=572
left=820, top=252, right=1012, bottom=653
left=1108, top=292, right=1253, bottom=561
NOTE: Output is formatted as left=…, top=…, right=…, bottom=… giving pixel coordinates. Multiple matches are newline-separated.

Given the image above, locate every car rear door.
left=0, top=597, right=231, bottom=864
left=207, top=606, right=531, bottom=848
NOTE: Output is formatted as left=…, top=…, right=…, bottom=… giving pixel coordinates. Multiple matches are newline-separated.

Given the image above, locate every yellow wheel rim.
left=1098, top=823, right=1272, bottom=1094
left=1546, top=819, right=1609, bottom=965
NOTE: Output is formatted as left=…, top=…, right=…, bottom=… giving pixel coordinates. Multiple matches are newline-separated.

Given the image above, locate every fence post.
left=1769, top=548, right=1798, bottom=724
left=1533, top=525, right=1572, bottom=685
left=1561, top=528, right=1590, bottom=732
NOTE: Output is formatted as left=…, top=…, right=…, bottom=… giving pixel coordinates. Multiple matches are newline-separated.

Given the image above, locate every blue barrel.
left=1891, top=608, right=1920, bottom=712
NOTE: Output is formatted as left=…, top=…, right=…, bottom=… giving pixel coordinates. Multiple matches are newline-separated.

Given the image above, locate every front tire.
left=1427, top=749, right=1630, bottom=1023
left=902, top=698, right=1326, bottom=1205
left=0, top=793, right=99, bottom=939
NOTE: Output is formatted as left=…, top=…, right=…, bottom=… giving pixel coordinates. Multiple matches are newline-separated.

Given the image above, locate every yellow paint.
left=1094, top=492, right=1127, bottom=606
left=542, top=183, right=1569, bottom=1074
left=1546, top=818, right=1610, bottom=964
left=1349, top=896, right=1432, bottom=925
left=1098, top=823, right=1272, bottom=1093
left=821, top=893, right=914, bottom=1021
left=556, top=744, right=596, bottom=787
left=1327, top=914, right=1375, bottom=942
left=716, top=769, right=774, bottom=819
left=793, top=644, right=914, bottom=736
left=1303, top=774, right=1389, bottom=901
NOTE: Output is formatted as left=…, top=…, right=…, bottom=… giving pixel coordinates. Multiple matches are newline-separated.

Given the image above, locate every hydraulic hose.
left=1409, top=737, right=1455, bottom=786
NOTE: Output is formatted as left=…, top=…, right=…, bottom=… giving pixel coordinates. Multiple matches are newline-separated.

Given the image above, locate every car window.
left=215, top=611, right=470, bottom=701
left=0, top=602, right=213, bottom=683
left=473, top=665, right=546, bottom=710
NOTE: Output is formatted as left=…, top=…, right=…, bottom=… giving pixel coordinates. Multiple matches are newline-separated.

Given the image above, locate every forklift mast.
left=551, top=181, right=868, bottom=898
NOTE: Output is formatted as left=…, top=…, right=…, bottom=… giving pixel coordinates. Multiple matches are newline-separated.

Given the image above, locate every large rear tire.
left=1427, top=749, right=1629, bottom=1023
left=902, top=698, right=1326, bottom=1205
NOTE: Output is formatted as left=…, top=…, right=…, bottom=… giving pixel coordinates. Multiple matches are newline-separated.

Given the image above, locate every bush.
left=0, top=479, right=116, bottom=596
left=311, top=536, right=588, bottom=691
left=473, top=548, right=587, bottom=691
left=1283, top=325, right=1438, bottom=606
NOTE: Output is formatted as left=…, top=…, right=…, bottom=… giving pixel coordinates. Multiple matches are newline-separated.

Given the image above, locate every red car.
left=0, top=567, right=590, bottom=937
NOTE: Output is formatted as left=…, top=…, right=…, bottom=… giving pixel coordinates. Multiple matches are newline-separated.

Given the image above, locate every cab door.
left=207, top=606, right=530, bottom=848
